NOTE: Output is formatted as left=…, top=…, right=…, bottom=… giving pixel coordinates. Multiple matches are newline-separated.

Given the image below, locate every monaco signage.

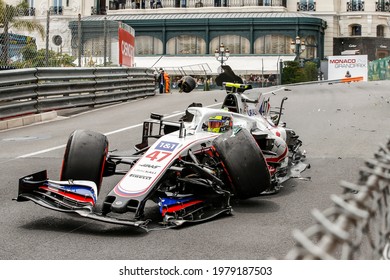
left=328, top=55, right=368, bottom=81
left=119, top=27, right=135, bottom=67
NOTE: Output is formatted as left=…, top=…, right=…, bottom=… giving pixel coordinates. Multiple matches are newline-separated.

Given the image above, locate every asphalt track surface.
left=0, top=81, right=389, bottom=260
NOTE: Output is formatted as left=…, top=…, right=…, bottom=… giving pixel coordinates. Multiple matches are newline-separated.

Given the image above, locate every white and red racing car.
left=16, top=67, right=309, bottom=231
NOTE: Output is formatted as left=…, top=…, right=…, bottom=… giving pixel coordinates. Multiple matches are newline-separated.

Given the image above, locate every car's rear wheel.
left=212, top=128, right=271, bottom=199
left=60, top=130, right=108, bottom=194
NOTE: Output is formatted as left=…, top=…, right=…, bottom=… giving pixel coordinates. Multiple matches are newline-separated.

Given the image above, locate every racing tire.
left=60, top=130, right=108, bottom=194
left=179, top=76, right=196, bottom=93
left=212, top=128, right=271, bottom=199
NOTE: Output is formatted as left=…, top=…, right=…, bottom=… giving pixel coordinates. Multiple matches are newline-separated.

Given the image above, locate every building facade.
left=2, top=0, right=95, bottom=55
left=3, top=0, right=390, bottom=65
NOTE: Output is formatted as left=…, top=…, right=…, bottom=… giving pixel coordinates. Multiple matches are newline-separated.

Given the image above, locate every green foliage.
left=303, top=61, right=318, bottom=81
left=0, top=0, right=45, bottom=65
left=11, top=44, right=76, bottom=67
left=281, top=60, right=319, bottom=84
left=281, top=61, right=305, bottom=84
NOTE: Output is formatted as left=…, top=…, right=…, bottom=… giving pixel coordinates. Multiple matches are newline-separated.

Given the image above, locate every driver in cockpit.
left=207, top=115, right=233, bottom=133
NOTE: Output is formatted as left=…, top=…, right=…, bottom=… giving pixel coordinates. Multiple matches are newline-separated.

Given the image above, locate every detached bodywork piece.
left=16, top=67, right=309, bottom=231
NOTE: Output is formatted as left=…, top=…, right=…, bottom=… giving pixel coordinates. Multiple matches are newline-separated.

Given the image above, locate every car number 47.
left=145, top=151, right=172, bottom=162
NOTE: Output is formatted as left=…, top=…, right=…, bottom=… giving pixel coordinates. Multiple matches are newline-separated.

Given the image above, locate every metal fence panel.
left=35, top=67, right=96, bottom=80
left=0, top=68, right=37, bottom=86
left=0, top=84, right=37, bottom=101
left=0, top=67, right=156, bottom=120
left=0, top=100, right=38, bottom=117
left=37, top=94, right=96, bottom=111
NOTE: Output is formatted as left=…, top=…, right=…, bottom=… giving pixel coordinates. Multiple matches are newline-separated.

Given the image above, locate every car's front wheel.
left=212, top=128, right=271, bottom=199
left=60, top=130, right=108, bottom=194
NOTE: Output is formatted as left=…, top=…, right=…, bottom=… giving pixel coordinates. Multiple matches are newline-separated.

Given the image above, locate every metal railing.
left=15, top=7, right=36, bottom=16
left=347, top=1, right=365, bottom=12
left=376, top=1, right=390, bottom=12
left=0, top=67, right=156, bottom=120
left=110, top=0, right=287, bottom=9
left=285, top=138, right=390, bottom=259
left=297, top=1, right=316, bottom=11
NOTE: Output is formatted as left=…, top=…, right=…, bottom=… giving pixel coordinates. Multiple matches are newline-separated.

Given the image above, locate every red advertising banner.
left=118, top=27, right=135, bottom=67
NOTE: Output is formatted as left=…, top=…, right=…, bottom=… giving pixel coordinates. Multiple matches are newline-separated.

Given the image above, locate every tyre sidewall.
left=61, top=130, right=108, bottom=193
left=213, top=128, right=271, bottom=199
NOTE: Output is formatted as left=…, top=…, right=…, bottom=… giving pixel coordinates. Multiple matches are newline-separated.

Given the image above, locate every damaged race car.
left=16, top=66, right=309, bottom=231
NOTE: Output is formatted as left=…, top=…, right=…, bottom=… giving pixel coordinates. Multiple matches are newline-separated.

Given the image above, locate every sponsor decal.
left=328, top=55, right=368, bottom=81
left=329, top=58, right=366, bottom=68
left=145, top=151, right=172, bottom=162
left=133, top=168, right=157, bottom=175
left=155, top=141, right=179, bottom=152
left=118, top=27, right=135, bottom=67
left=247, top=108, right=257, bottom=116
left=114, top=135, right=216, bottom=197
left=138, top=163, right=160, bottom=169
left=129, top=174, right=152, bottom=180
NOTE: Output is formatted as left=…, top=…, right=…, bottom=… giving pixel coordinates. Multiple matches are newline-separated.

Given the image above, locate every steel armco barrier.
left=285, top=138, right=390, bottom=259
left=0, top=67, right=156, bottom=120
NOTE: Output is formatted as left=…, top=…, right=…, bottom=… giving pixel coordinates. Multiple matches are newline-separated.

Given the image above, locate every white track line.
left=18, top=145, right=67, bottom=158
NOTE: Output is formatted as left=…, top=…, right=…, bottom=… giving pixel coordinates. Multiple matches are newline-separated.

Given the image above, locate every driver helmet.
left=207, top=115, right=232, bottom=133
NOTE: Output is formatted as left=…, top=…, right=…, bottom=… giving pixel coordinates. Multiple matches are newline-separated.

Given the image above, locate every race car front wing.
left=16, top=170, right=232, bottom=231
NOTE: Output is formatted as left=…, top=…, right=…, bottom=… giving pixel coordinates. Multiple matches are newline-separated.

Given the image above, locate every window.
left=297, top=0, right=315, bottom=11
left=51, top=0, right=63, bottom=14
left=166, top=35, right=206, bottom=55
left=92, top=0, right=107, bottom=15
left=84, top=37, right=106, bottom=61
left=214, top=0, right=228, bottom=7
left=254, top=35, right=291, bottom=54
left=210, top=35, right=250, bottom=54
left=135, top=36, right=163, bottom=55
left=301, top=35, right=317, bottom=59
left=376, top=0, right=390, bottom=12
left=258, top=0, right=285, bottom=6
left=53, top=0, right=63, bottom=6
left=351, top=24, right=362, bottom=36
left=52, top=35, right=63, bottom=46
left=377, top=25, right=385, bottom=37
left=27, top=0, right=35, bottom=16
left=347, top=0, right=364, bottom=12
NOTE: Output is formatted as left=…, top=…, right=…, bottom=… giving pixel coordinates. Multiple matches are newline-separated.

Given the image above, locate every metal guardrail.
left=285, top=138, right=390, bottom=259
left=0, top=67, right=156, bottom=120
